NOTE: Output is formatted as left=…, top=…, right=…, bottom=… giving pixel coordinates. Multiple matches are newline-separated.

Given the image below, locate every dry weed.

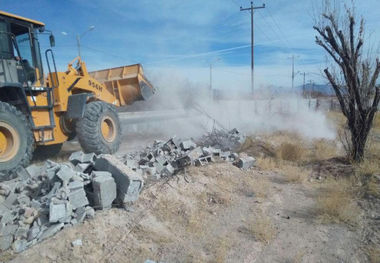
left=312, top=139, right=338, bottom=160
left=354, top=160, right=380, bottom=198
left=356, top=159, right=380, bottom=177
left=367, top=246, right=380, bottom=263
left=206, top=237, right=232, bottom=263
left=281, top=164, right=309, bottom=184
left=153, top=197, right=188, bottom=226
left=257, top=157, right=278, bottom=170
left=197, top=191, right=232, bottom=207
left=316, top=179, right=361, bottom=226
left=186, top=211, right=209, bottom=237
left=373, top=113, right=380, bottom=131
left=244, top=210, right=276, bottom=244
left=244, top=174, right=270, bottom=198
left=276, top=142, right=306, bottom=162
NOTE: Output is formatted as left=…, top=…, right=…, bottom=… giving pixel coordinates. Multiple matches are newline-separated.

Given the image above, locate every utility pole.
left=240, top=1, right=265, bottom=96
left=302, top=72, right=306, bottom=97
left=289, top=55, right=299, bottom=90
left=209, top=58, right=220, bottom=100
left=76, top=26, right=95, bottom=58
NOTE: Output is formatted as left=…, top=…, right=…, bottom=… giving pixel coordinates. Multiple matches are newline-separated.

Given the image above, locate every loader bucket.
left=89, top=64, right=155, bottom=106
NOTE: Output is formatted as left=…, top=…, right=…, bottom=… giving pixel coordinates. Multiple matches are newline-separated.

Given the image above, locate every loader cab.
left=0, top=11, right=45, bottom=87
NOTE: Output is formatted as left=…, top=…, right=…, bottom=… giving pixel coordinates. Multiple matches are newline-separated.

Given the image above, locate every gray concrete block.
left=38, top=223, right=64, bottom=241
left=75, top=163, right=91, bottom=173
left=85, top=207, right=95, bottom=219
left=155, top=155, right=168, bottom=166
left=0, top=207, right=15, bottom=225
left=75, top=207, right=86, bottom=223
left=82, top=153, right=97, bottom=164
left=27, top=226, right=40, bottom=241
left=26, top=165, right=43, bottom=178
left=17, top=194, right=30, bottom=206
left=0, top=224, right=18, bottom=237
left=220, top=151, right=231, bottom=160
left=0, top=235, right=13, bottom=251
left=95, top=155, right=144, bottom=203
left=187, top=147, right=203, bottom=162
left=12, top=239, right=27, bottom=253
left=92, top=171, right=112, bottom=178
left=49, top=202, right=72, bottom=223
left=30, top=200, right=42, bottom=210
left=92, top=175, right=116, bottom=209
left=162, top=163, right=175, bottom=176
left=125, top=159, right=139, bottom=170
left=68, top=181, right=84, bottom=191
left=0, top=185, right=10, bottom=197
left=69, top=151, right=88, bottom=165
left=68, top=189, right=89, bottom=210
left=71, top=239, right=82, bottom=247
left=57, top=165, right=74, bottom=183
left=194, top=156, right=213, bottom=166
left=3, top=192, right=17, bottom=209
left=235, top=156, right=256, bottom=170
left=14, top=225, right=29, bottom=239
left=69, top=151, right=96, bottom=164
left=180, top=139, right=196, bottom=150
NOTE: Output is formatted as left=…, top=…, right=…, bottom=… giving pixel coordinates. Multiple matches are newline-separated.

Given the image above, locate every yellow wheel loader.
left=0, top=11, right=155, bottom=179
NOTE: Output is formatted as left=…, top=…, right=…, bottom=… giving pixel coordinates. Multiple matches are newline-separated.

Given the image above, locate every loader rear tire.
left=76, top=101, right=121, bottom=154
left=0, top=102, right=34, bottom=180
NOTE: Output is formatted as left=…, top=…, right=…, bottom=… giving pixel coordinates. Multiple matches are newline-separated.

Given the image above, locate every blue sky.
left=1, top=0, right=380, bottom=90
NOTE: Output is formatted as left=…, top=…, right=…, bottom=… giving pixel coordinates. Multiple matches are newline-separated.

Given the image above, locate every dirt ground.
left=5, top=162, right=368, bottom=263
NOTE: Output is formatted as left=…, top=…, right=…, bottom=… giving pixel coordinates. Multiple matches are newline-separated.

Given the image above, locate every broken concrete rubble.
left=234, top=156, right=256, bottom=170
left=92, top=172, right=116, bottom=209
left=95, top=155, right=143, bottom=203
left=0, top=128, right=252, bottom=254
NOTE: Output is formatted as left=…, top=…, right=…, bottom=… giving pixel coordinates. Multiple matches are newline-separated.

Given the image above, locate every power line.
left=264, top=8, right=293, bottom=52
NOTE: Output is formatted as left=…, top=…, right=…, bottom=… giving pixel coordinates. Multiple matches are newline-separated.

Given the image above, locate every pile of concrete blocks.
left=0, top=151, right=143, bottom=253
left=198, top=128, right=245, bottom=152
left=119, top=128, right=253, bottom=181
left=0, top=160, right=94, bottom=253
left=0, top=128, right=252, bottom=254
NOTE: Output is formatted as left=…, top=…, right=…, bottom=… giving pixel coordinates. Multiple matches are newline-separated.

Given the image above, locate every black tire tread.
left=0, top=102, right=34, bottom=180
left=76, top=101, right=121, bottom=154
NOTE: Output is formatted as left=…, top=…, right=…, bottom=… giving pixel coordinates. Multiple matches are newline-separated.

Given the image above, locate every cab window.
left=11, top=23, right=35, bottom=83
left=0, top=20, right=12, bottom=59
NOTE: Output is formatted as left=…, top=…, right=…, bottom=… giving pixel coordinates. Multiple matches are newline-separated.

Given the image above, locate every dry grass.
left=243, top=174, right=270, bottom=198
left=367, top=246, right=380, bottom=263
left=281, top=164, right=309, bottom=183
left=316, top=179, right=361, bottom=226
left=256, top=156, right=279, bottom=170
left=276, top=142, right=306, bottom=162
left=197, top=190, right=232, bottom=207
left=354, top=159, right=380, bottom=198
left=205, top=237, right=232, bottom=263
left=312, top=139, right=338, bottom=160
left=244, top=210, right=276, bottom=244
left=356, top=159, right=380, bottom=177
left=257, top=157, right=309, bottom=184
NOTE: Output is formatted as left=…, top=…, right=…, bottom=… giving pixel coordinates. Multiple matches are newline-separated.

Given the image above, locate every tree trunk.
left=352, top=134, right=366, bottom=161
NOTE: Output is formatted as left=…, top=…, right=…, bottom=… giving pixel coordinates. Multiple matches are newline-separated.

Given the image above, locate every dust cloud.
left=125, top=71, right=336, bottom=141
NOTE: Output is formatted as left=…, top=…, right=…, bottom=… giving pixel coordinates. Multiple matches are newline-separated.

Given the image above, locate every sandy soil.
left=6, top=162, right=367, bottom=263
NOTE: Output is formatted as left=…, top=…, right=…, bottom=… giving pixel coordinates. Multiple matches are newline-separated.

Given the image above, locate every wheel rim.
left=101, top=116, right=116, bottom=143
left=0, top=122, right=20, bottom=162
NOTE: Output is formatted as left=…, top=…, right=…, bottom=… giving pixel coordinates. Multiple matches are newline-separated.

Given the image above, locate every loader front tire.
left=76, top=101, right=121, bottom=154
left=0, top=102, right=34, bottom=180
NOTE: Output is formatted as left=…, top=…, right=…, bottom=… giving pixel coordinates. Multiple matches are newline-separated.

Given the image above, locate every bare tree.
left=313, top=3, right=380, bottom=162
